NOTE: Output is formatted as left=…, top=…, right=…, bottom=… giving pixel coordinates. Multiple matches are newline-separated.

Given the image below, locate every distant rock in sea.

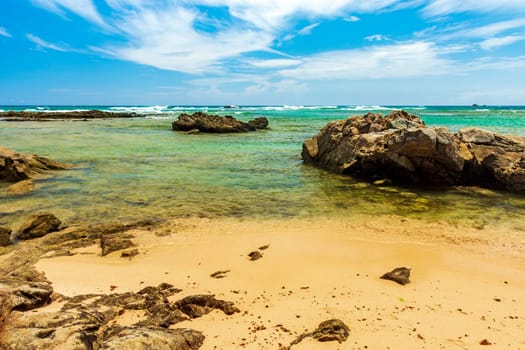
left=302, top=110, right=525, bottom=193
left=0, top=110, right=137, bottom=121
left=172, top=112, right=268, bottom=133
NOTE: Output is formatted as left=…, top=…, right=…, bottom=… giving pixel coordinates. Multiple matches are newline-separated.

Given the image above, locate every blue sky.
left=1, top=0, right=525, bottom=105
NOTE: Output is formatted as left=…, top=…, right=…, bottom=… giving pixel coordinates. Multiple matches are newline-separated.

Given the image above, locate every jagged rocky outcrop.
left=0, top=282, right=209, bottom=350
left=172, top=112, right=268, bottom=133
left=1, top=146, right=70, bottom=194
left=0, top=146, right=69, bottom=183
left=302, top=110, right=525, bottom=192
left=0, top=110, right=137, bottom=121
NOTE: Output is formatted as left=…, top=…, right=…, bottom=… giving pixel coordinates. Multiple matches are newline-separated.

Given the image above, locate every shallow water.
left=1, top=105, right=525, bottom=229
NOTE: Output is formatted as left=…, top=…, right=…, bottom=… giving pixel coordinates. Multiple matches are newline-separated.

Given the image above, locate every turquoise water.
left=1, top=105, right=525, bottom=228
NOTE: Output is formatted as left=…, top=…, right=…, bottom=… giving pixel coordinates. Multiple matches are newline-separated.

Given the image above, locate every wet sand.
left=36, top=215, right=525, bottom=349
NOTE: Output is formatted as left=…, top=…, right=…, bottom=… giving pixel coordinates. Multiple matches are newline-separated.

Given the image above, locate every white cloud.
left=280, top=42, right=453, bottom=80
left=0, top=26, right=11, bottom=37
left=192, top=0, right=401, bottom=32
left=344, top=16, right=360, bottom=22
left=248, top=59, right=303, bottom=68
left=31, top=0, right=105, bottom=25
left=459, top=18, right=525, bottom=38
left=283, top=22, right=319, bottom=42
left=423, top=0, right=525, bottom=16
left=26, top=33, right=67, bottom=51
left=106, top=6, right=272, bottom=74
left=480, top=35, right=525, bottom=50
left=365, top=34, right=389, bottom=41
left=298, top=23, right=320, bottom=36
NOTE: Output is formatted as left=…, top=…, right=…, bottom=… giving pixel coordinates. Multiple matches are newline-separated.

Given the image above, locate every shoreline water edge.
left=1, top=107, right=524, bottom=349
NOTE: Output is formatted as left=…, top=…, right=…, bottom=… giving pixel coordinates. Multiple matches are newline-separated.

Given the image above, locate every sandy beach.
left=32, top=215, right=525, bottom=349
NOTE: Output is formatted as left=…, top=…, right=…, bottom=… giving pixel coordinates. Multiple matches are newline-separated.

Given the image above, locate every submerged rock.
left=380, top=267, right=411, bottom=285
left=302, top=110, right=525, bottom=192
left=16, top=213, right=62, bottom=240
left=0, top=226, right=12, bottom=246
left=172, top=112, right=268, bottom=133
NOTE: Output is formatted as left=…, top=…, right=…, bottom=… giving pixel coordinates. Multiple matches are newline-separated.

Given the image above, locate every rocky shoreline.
left=0, top=110, right=137, bottom=121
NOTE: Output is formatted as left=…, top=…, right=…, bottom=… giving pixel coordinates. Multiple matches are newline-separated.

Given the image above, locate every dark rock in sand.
left=172, top=112, right=268, bottom=133
left=175, top=294, right=240, bottom=318
left=100, top=235, right=135, bottom=256
left=0, top=109, right=137, bottom=121
left=210, top=270, right=230, bottom=279
left=120, top=248, right=139, bottom=259
left=302, top=110, right=525, bottom=192
left=1, top=146, right=69, bottom=184
left=248, top=250, right=263, bottom=261
left=0, top=226, right=12, bottom=246
left=380, top=267, right=411, bottom=285
left=16, top=213, right=61, bottom=240
left=288, top=319, right=350, bottom=348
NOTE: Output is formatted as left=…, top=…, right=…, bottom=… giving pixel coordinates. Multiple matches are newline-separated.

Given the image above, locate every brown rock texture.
left=172, top=112, right=268, bottom=133
left=302, top=110, right=525, bottom=192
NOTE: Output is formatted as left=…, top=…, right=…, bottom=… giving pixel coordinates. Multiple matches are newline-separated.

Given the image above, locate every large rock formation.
left=0, top=146, right=69, bottom=183
left=172, top=112, right=268, bottom=133
left=302, top=110, right=525, bottom=192
left=0, top=110, right=136, bottom=121
left=1, top=146, right=69, bottom=194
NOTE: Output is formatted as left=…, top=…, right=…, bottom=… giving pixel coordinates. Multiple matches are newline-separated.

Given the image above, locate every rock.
left=247, top=117, right=269, bottom=130
left=1, top=146, right=69, bottom=183
left=458, top=128, right=495, bottom=145
left=0, top=281, right=226, bottom=349
left=0, top=226, right=12, bottom=246
left=302, top=110, right=525, bottom=192
left=102, top=326, right=205, bottom=350
left=175, top=295, right=240, bottom=318
left=210, top=270, right=230, bottom=279
left=6, top=179, right=34, bottom=194
left=2, top=282, right=54, bottom=312
left=0, top=110, right=137, bottom=121
left=16, top=213, right=61, bottom=240
left=380, top=267, right=411, bottom=285
left=100, top=235, right=134, bottom=256
left=288, top=319, right=350, bottom=348
left=248, top=250, right=263, bottom=261
left=172, top=112, right=268, bottom=133
left=186, top=128, right=201, bottom=135
left=120, top=248, right=139, bottom=259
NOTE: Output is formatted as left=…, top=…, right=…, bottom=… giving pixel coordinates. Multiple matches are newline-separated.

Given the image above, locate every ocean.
left=1, top=105, right=525, bottom=230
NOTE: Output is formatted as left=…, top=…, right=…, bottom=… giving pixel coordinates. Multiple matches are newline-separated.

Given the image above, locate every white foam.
left=109, top=105, right=168, bottom=114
